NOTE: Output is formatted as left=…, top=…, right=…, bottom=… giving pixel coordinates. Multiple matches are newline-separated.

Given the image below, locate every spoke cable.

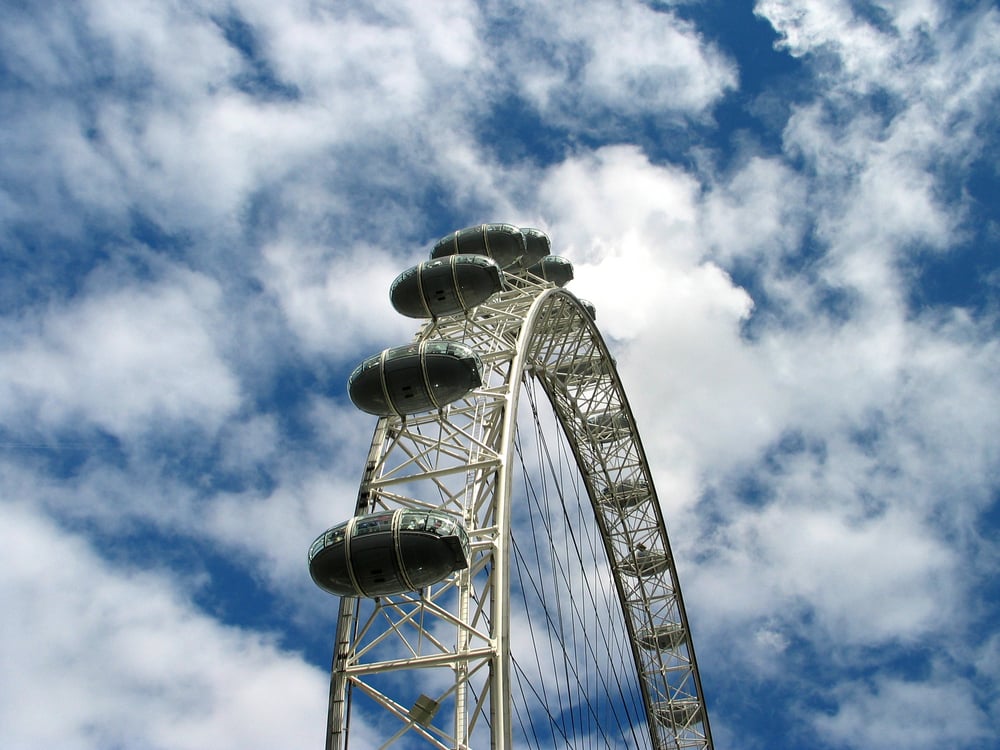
left=504, top=378, right=649, bottom=748
left=523, top=380, right=647, bottom=744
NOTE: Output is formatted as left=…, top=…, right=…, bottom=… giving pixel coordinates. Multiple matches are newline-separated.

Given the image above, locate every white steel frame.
left=324, top=271, right=713, bottom=750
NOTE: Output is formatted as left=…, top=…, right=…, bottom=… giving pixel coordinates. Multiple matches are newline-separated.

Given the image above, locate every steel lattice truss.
left=326, top=272, right=713, bottom=750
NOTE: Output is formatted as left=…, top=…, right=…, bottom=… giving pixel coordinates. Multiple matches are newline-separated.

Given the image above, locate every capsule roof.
left=526, top=255, right=574, bottom=287
left=430, top=224, right=554, bottom=271
left=520, top=227, right=552, bottom=267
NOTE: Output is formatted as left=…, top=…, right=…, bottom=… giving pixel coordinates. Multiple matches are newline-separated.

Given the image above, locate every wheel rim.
left=323, top=273, right=713, bottom=749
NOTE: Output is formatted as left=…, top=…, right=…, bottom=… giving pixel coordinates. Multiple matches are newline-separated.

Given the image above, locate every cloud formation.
left=0, top=502, right=327, bottom=750
left=1, top=0, right=997, bottom=748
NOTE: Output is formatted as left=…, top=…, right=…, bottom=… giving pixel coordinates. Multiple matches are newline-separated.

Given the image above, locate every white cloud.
left=811, top=670, right=991, bottom=750
left=0, top=0, right=492, bottom=247
left=0, top=5, right=96, bottom=89
left=259, top=239, right=417, bottom=357
left=500, top=0, right=736, bottom=122
left=83, top=0, right=240, bottom=97
left=692, top=501, right=956, bottom=644
left=527, top=146, right=771, bottom=507
left=702, top=156, right=810, bottom=265
left=536, top=144, right=702, bottom=265
left=1, top=0, right=998, bottom=747
left=0, top=502, right=328, bottom=750
left=0, top=268, right=240, bottom=437
left=249, top=0, right=483, bottom=103
left=754, top=0, right=946, bottom=87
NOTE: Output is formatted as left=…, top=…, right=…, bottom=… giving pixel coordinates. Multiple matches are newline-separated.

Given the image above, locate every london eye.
left=308, top=224, right=713, bottom=749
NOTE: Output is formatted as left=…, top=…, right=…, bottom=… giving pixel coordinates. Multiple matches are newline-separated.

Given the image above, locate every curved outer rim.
left=324, top=282, right=713, bottom=750
left=523, top=292, right=714, bottom=750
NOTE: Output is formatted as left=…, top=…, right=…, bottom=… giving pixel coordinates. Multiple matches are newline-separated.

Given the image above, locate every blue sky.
left=1, top=0, right=998, bottom=748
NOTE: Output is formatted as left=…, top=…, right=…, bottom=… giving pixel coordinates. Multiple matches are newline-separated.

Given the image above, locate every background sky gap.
left=1, top=1, right=998, bottom=748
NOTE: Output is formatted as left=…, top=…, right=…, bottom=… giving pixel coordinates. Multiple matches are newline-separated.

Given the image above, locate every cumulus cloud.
left=702, top=155, right=809, bottom=265
left=0, top=268, right=240, bottom=437
left=0, top=502, right=328, bottom=750
left=536, top=144, right=702, bottom=264
left=258, top=239, right=416, bottom=357
left=693, top=500, right=957, bottom=642
left=489, top=0, right=737, bottom=125
left=1, top=0, right=998, bottom=748
left=811, top=670, right=992, bottom=750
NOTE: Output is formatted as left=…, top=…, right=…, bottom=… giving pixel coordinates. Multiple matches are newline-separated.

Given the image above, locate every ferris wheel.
left=308, top=224, right=713, bottom=749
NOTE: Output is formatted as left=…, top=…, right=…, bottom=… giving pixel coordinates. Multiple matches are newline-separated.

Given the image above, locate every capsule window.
left=402, top=512, right=427, bottom=531
left=355, top=515, right=392, bottom=536
left=309, top=538, right=325, bottom=560
left=325, top=528, right=345, bottom=547
left=432, top=518, right=456, bottom=536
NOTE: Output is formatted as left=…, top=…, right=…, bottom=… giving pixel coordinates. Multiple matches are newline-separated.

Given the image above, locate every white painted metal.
left=325, top=270, right=713, bottom=749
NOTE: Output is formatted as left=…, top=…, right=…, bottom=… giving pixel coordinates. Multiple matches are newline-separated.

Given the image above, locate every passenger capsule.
left=550, top=354, right=612, bottom=381
left=637, top=622, right=686, bottom=651
left=579, top=299, right=597, bottom=321
left=349, top=340, right=483, bottom=416
left=600, top=479, right=649, bottom=509
left=526, top=255, right=574, bottom=287
left=520, top=227, right=552, bottom=267
left=431, top=223, right=527, bottom=268
left=620, top=548, right=670, bottom=576
left=586, top=410, right=630, bottom=443
left=390, top=255, right=503, bottom=318
left=653, top=700, right=702, bottom=727
left=309, top=509, right=470, bottom=598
